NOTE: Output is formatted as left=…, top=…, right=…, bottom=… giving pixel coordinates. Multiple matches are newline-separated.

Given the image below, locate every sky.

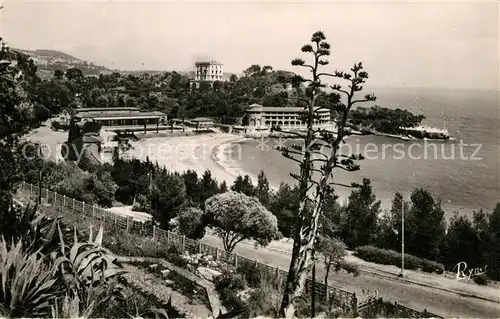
left=1, top=1, right=499, bottom=90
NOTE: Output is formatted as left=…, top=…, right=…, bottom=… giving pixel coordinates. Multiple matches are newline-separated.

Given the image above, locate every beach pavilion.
left=74, top=107, right=167, bottom=134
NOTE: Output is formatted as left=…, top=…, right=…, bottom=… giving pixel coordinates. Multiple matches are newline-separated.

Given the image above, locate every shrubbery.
left=354, top=246, right=445, bottom=274
left=106, top=230, right=167, bottom=258
left=421, top=259, right=445, bottom=274
left=339, top=260, right=361, bottom=277
left=359, top=297, right=436, bottom=318
left=214, top=271, right=248, bottom=310
left=165, top=246, right=189, bottom=268
left=473, top=274, right=489, bottom=286
left=236, top=259, right=276, bottom=288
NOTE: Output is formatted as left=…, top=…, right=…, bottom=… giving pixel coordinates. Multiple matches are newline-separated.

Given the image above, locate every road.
left=201, top=235, right=500, bottom=318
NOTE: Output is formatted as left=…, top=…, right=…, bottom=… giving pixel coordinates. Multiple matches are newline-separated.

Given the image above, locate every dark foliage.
left=349, top=105, right=425, bottom=134
left=473, top=273, right=489, bottom=285
left=354, top=245, right=445, bottom=274
left=214, top=272, right=248, bottom=311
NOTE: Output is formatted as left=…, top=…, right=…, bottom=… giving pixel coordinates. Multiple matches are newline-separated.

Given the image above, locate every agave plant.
left=51, top=281, right=127, bottom=318
left=48, top=223, right=127, bottom=317
left=52, top=223, right=126, bottom=289
left=0, top=237, right=62, bottom=317
left=136, top=307, right=170, bottom=319
left=0, top=196, right=63, bottom=257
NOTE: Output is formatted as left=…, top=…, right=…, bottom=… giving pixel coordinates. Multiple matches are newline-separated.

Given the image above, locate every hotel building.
left=246, top=104, right=332, bottom=129
left=191, top=60, right=224, bottom=88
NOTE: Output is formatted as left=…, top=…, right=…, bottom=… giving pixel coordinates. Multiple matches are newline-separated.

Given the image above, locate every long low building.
left=74, top=108, right=167, bottom=133
left=246, top=103, right=332, bottom=129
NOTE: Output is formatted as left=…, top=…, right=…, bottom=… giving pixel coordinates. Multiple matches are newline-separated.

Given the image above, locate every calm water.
left=231, top=88, right=500, bottom=217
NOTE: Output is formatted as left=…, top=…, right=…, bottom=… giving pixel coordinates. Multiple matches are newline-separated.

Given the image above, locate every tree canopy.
left=204, top=191, right=278, bottom=252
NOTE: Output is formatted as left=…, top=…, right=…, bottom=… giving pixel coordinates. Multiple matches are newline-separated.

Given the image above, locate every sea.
left=226, top=87, right=500, bottom=218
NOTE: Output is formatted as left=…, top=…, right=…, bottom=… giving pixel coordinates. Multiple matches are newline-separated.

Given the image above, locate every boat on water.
left=399, top=125, right=450, bottom=140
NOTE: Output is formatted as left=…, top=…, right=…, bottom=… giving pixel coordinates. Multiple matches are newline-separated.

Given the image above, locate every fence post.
left=166, top=231, right=170, bottom=246
left=234, top=253, right=238, bottom=268
left=352, top=292, right=358, bottom=315
left=54, top=192, right=57, bottom=205
left=198, top=241, right=202, bottom=254
left=126, top=217, right=130, bottom=232
left=30, top=183, right=33, bottom=195
left=153, top=225, right=156, bottom=239
left=46, top=189, right=49, bottom=203
left=63, top=195, right=66, bottom=207
left=182, top=235, right=186, bottom=252
left=72, top=198, right=75, bottom=210
left=82, top=201, right=85, bottom=214
left=114, top=214, right=117, bottom=229
left=92, top=205, right=95, bottom=219
left=275, top=267, right=280, bottom=287
left=254, top=259, right=258, bottom=267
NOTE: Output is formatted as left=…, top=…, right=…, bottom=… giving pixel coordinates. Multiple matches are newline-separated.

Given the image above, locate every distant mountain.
left=12, top=48, right=111, bottom=78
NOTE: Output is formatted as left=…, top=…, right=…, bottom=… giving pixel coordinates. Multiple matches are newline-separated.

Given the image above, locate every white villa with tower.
left=191, top=60, right=225, bottom=88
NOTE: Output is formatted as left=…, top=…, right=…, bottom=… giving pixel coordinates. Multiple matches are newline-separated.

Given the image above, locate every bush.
left=165, top=245, right=188, bottom=268
left=339, top=260, right=361, bottom=277
left=421, top=259, right=445, bottom=274
left=177, top=207, right=206, bottom=240
left=34, top=103, right=51, bottom=122
left=473, top=274, right=489, bottom=285
left=242, top=280, right=282, bottom=318
left=237, top=259, right=275, bottom=288
left=214, top=272, right=247, bottom=291
left=214, top=271, right=248, bottom=310
left=354, top=245, right=445, bottom=274
left=51, top=121, right=61, bottom=131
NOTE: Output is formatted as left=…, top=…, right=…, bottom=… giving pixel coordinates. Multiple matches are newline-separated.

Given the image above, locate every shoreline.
left=24, top=126, right=488, bottom=216
left=122, top=133, right=256, bottom=187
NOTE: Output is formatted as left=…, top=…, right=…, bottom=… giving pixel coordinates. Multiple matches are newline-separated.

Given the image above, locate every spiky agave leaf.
left=93, top=225, right=103, bottom=246
left=0, top=237, right=62, bottom=317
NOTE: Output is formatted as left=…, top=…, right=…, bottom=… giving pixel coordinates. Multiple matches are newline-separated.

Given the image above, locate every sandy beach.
left=121, top=133, right=254, bottom=186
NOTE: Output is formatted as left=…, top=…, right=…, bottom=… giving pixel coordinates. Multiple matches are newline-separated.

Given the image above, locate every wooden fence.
left=18, top=181, right=440, bottom=317
left=360, top=298, right=443, bottom=318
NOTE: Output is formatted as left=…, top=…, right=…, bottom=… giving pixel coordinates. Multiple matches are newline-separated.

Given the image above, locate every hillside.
left=13, top=48, right=111, bottom=78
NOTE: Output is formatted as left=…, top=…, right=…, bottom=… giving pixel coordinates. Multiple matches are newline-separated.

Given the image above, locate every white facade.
left=195, top=61, right=224, bottom=81
left=246, top=104, right=332, bottom=129
left=191, top=61, right=224, bottom=88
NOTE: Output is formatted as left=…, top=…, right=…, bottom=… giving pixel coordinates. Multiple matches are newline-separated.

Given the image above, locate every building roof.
left=195, top=61, right=222, bottom=66
left=109, top=86, right=127, bottom=92
left=76, top=111, right=165, bottom=120
left=82, top=135, right=103, bottom=143
left=247, top=103, right=263, bottom=112
left=246, top=105, right=330, bottom=113
left=247, top=106, right=305, bottom=112
left=76, top=107, right=139, bottom=112
left=191, top=117, right=214, bottom=122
